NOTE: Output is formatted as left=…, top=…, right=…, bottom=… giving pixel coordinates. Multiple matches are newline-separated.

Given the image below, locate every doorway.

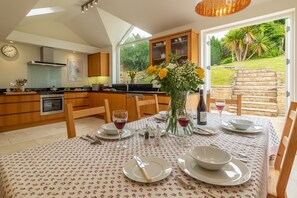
left=201, top=10, right=294, bottom=117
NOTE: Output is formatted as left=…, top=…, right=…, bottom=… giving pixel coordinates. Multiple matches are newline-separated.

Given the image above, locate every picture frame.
left=67, top=59, right=83, bottom=81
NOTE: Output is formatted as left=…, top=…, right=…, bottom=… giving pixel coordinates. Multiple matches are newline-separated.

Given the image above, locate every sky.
left=209, top=30, right=229, bottom=40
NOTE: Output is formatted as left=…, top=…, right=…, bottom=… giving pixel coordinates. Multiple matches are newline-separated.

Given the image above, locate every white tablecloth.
left=0, top=113, right=279, bottom=198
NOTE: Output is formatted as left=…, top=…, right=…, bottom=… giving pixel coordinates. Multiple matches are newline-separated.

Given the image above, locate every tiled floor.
left=0, top=116, right=296, bottom=197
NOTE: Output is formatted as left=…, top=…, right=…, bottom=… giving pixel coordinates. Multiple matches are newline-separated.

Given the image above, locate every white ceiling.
left=0, top=0, right=273, bottom=53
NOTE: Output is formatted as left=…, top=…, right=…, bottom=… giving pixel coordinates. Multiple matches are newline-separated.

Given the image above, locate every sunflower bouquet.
left=146, top=54, right=205, bottom=136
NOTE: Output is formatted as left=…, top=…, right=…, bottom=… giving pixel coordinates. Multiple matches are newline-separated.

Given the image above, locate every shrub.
left=221, top=57, right=232, bottom=64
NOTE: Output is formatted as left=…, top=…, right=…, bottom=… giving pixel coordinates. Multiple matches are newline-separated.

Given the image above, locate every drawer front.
left=0, top=95, right=40, bottom=104
left=0, top=102, right=40, bottom=115
left=65, top=98, right=90, bottom=107
left=0, top=112, right=40, bottom=127
left=64, top=92, right=90, bottom=99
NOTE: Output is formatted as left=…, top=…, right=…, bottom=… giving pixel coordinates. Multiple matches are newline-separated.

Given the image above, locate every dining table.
left=0, top=113, right=279, bottom=198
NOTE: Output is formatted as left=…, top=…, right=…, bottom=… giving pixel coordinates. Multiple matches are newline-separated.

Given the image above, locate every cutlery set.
left=210, top=143, right=248, bottom=163
left=80, top=135, right=103, bottom=145
left=133, top=155, right=152, bottom=182
left=175, top=175, right=219, bottom=198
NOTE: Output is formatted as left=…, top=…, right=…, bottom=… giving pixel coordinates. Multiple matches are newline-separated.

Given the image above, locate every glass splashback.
left=27, top=65, right=62, bottom=88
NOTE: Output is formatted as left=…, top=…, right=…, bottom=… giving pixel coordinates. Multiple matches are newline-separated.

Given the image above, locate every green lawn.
left=211, top=55, right=286, bottom=85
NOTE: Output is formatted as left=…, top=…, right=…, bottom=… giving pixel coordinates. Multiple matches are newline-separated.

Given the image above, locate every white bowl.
left=101, top=123, right=119, bottom=135
left=229, top=119, right=253, bottom=130
left=158, top=111, right=167, bottom=118
left=189, top=146, right=232, bottom=171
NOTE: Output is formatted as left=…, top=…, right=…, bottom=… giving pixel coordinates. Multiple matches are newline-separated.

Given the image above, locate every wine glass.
left=177, top=111, right=191, bottom=147
left=215, top=99, right=225, bottom=122
left=112, top=110, right=128, bottom=149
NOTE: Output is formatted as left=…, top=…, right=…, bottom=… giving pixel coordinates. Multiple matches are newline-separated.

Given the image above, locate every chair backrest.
left=206, top=93, right=242, bottom=116
left=135, top=94, right=159, bottom=120
left=272, top=101, right=297, bottom=197
left=186, top=93, right=200, bottom=111
left=65, top=99, right=111, bottom=138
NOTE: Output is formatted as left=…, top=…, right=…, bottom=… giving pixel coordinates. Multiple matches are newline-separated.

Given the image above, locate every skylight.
left=130, top=27, right=151, bottom=39
left=26, top=7, right=65, bottom=17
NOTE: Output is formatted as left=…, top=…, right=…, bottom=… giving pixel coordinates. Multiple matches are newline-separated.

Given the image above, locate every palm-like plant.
left=223, top=29, right=245, bottom=62
left=247, top=33, right=270, bottom=60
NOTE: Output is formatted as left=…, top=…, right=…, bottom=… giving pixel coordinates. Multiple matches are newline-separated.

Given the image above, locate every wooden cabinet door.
left=149, top=38, right=169, bottom=65
left=88, top=52, right=109, bottom=77
left=64, top=92, right=90, bottom=110
left=149, top=29, right=198, bottom=65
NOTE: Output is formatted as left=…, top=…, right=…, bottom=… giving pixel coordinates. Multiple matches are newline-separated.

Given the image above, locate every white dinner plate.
left=138, top=129, right=167, bottom=137
left=221, top=121, right=263, bottom=134
left=123, top=156, right=172, bottom=183
left=96, top=128, right=135, bottom=140
left=193, top=126, right=218, bottom=135
left=177, top=152, right=251, bottom=186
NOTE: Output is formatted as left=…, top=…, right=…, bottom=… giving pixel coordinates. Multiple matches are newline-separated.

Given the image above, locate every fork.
left=86, top=135, right=103, bottom=145
left=175, top=175, right=219, bottom=198
left=209, top=144, right=248, bottom=163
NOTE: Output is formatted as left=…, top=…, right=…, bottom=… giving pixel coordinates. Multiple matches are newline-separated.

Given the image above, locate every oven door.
left=40, top=95, right=64, bottom=115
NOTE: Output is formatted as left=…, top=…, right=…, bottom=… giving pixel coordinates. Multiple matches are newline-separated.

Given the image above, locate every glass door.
left=151, top=39, right=167, bottom=65
left=170, top=34, right=189, bottom=63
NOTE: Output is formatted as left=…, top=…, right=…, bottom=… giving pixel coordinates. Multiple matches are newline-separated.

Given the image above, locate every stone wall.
left=277, top=86, right=286, bottom=116
left=209, top=86, right=233, bottom=111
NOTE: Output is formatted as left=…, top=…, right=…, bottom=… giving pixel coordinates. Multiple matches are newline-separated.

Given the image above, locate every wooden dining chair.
left=135, top=94, right=159, bottom=119
left=65, top=99, right=111, bottom=139
left=267, top=101, right=297, bottom=198
left=206, top=93, right=242, bottom=116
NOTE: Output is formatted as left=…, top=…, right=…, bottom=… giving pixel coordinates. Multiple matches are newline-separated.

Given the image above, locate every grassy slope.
left=211, top=55, right=285, bottom=85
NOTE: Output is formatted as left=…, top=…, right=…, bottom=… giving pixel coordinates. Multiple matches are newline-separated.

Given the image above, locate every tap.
left=126, top=82, right=129, bottom=91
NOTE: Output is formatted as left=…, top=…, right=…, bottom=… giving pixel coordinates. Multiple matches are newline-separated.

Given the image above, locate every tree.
left=210, top=36, right=222, bottom=65
left=222, top=19, right=285, bottom=62
left=223, top=28, right=245, bottom=62
left=120, top=34, right=149, bottom=71
left=246, top=33, right=270, bottom=60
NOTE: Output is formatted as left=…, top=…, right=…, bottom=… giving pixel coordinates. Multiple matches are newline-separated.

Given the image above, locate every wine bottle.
left=197, top=89, right=207, bottom=125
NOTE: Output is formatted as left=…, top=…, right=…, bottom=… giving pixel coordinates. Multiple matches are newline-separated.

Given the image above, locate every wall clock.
left=1, top=45, right=18, bottom=58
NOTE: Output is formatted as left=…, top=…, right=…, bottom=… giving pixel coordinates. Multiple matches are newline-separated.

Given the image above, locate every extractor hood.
left=27, top=47, right=66, bottom=67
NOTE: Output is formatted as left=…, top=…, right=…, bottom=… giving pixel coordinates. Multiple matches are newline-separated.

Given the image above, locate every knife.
left=133, top=156, right=152, bottom=182
left=195, top=126, right=214, bottom=134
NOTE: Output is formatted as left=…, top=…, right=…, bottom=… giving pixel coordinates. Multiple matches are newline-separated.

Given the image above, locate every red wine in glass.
left=216, top=104, right=225, bottom=111
left=112, top=110, right=128, bottom=149
left=215, top=100, right=225, bottom=122
left=114, top=120, right=126, bottom=130
left=178, top=117, right=190, bottom=128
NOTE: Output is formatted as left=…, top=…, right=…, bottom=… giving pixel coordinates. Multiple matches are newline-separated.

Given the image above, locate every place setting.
left=177, top=145, right=252, bottom=186
left=153, top=110, right=167, bottom=122
left=96, top=110, right=135, bottom=150
left=122, top=155, right=172, bottom=183
left=220, top=119, right=264, bottom=134
left=192, top=125, right=219, bottom=136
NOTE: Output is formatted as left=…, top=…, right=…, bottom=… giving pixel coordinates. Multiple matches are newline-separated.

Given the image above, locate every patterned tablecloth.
left=0, top=113, right=279, bottom=198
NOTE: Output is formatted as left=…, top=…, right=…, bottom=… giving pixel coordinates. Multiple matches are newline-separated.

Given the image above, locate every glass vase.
left=130, top=78, right=135, bottom=84
left=165, top=91, right=193, bottom=137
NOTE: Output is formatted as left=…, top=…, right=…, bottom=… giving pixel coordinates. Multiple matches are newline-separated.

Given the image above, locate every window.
left=119, top=27, right=151, bottom=83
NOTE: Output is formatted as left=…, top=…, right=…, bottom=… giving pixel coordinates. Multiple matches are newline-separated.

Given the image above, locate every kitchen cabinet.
left=126, top=93, right=199, bottom=122
left=64, top=92, right=90, bottom=110
left=150, top=29, right=198, bottom=65
left=91, top=92, right=126, bottom=115
left=0, top=95, right=41, bottom=131
left=88, top=52, right=109, bottom=76
left=126, top=94, right=171, bottom=122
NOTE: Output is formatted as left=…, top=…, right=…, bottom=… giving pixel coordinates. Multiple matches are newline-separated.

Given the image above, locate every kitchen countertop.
left=0, top=90, right=167, bottom=96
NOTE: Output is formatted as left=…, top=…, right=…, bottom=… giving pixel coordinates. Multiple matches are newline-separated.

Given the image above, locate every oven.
left=40, top=94, right=64, bottom=115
